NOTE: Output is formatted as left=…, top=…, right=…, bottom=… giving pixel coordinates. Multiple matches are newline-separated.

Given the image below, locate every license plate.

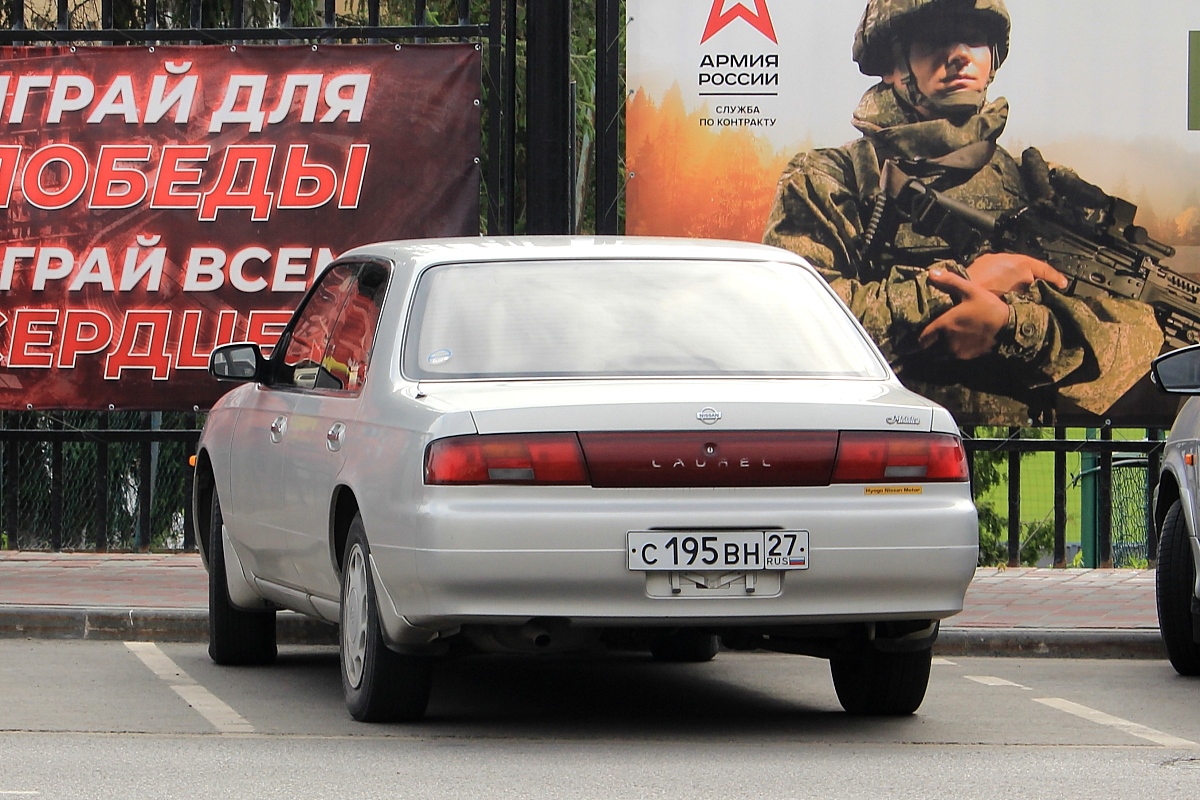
left=627, top=530, right=809, bottom=571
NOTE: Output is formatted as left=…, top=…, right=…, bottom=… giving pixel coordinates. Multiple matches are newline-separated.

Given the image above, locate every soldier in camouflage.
left=763, top=0, right=1163, bottom=425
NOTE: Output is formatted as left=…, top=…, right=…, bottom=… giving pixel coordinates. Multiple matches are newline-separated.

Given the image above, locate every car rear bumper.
left=366, top=485, right=979, bottom=633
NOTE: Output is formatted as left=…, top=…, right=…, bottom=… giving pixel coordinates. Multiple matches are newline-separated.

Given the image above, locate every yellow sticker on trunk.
left=865, top=486, right=924, bottom=495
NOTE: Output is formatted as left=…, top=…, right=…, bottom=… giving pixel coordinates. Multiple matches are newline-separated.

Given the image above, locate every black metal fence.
left=963, top=427, right=1163, bottom=570
left=0, top=412, right=199, bottom=551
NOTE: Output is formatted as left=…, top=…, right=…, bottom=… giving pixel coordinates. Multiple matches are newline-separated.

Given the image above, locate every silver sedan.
left=193, top=237, right=978, bottom=722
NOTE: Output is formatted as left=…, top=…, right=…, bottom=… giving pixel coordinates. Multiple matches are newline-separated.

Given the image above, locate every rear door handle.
left=270, top=415, right=288, bottom=444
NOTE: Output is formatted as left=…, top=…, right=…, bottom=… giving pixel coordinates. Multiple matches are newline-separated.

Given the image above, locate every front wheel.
left=1156, top=499, right=1200, bottom=675
left=207, top=490, right=276, bottom=666
left=830, top=648, right=932, bottom=716
left=340, top=513, right=432, bottom=722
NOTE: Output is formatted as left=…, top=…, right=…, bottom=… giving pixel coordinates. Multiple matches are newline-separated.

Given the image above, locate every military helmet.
left=853, top=0, right=1011, bottom=77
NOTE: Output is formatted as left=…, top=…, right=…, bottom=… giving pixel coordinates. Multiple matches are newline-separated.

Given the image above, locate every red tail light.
left=425, top=433, right=589, bottom=485
left=832, top=432, right=968, bottom=483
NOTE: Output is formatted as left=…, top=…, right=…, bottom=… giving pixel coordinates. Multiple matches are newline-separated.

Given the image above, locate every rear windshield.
left=402, top=259, right=888, bottom=380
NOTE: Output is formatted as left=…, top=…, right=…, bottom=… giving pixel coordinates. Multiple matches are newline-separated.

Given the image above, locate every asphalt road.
left=2, top=642, right=1200, bottom=799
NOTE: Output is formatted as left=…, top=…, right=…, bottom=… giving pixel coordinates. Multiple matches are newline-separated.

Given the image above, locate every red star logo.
left=701, top=0, right=778, bottom=45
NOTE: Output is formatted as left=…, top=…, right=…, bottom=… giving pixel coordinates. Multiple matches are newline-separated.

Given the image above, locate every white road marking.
left=125, top=642, right=254, bottom=734
left=964, top=675, right=1030, bottom=689
left=1035, top=697, right=1200, bottom=750
left=932, top=657, right=957, bottom=666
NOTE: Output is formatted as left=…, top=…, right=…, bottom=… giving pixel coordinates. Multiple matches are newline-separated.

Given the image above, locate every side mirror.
left=1151, top=344, right=1200, bottom=394
left=209, top=342, right=266, bottom=383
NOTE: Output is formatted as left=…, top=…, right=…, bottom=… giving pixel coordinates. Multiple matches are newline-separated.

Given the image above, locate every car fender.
left=329, top=403, right=477, bottom=609
left=1160, top=447, right=1200, bottom=598
left=196, top=391, right=247, bottom=551
left=223, top=523, right=271, bottom=610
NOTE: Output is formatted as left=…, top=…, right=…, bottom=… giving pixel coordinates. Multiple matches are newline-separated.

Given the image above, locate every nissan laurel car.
left=192, top=236, right=979, bottom=722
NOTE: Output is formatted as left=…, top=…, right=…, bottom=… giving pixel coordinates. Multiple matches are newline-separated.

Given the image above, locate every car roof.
left=337, top=236, right=811, bottom=272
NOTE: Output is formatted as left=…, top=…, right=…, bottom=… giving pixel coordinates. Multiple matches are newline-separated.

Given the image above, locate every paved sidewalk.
left=0, top=552, right=1167, bottom=658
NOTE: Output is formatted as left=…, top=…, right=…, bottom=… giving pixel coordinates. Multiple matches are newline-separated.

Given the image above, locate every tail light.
left=425, top=433, right=589, bottom=485
left=832, top=432, right=968, bottom=483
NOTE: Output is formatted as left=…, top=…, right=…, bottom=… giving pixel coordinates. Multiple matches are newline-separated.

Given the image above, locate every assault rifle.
left=864, top=157, right=1200, bottom=350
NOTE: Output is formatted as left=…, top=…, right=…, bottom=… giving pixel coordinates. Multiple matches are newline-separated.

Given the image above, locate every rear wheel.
left=1156, top=500, right=1200, bottom=675
left=207, top=490, right=277, bottom=666
left=830, top=647, right=931, bottom=716
left=340, top=513, right=432, bottom=722
left=650, top=629, right=719, bottom=663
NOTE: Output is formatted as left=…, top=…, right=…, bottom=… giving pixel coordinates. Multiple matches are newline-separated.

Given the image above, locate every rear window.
left=402, top=259, right=888, bottom=380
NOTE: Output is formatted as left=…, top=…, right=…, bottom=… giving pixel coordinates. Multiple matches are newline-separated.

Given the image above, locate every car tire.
left=340, top=513, right=432, bottom=723
left=650, top=629, right=720, bottom=663
left=1156, top=499, right=1200, bottom=676
left=207, top=490, right=277, bottom=666
left=829, top=647, right=932, bottom=716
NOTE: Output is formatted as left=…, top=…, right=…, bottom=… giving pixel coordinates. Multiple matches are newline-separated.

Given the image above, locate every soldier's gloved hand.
left=966, top=253, right=1068, bottom=294
left=920, top=267, right=1011, bottom=359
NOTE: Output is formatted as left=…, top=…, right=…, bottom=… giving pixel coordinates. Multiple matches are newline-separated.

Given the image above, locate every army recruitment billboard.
left=627, top=0, right=1200, bottom=426
left=0, top=44, right=480, bottom=410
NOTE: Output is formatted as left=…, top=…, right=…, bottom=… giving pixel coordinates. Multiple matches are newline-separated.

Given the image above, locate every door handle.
left=270, top=415, right=288, bottom=444
left=327, top=422, right=346, bottom=452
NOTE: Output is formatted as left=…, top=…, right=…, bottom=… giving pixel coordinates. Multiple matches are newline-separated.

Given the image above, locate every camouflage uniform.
left=763, top=3, right=1163, bottom=425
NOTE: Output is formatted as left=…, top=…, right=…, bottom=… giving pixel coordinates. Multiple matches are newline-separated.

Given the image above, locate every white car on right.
left=1150, top=344, right=1200, bottom=673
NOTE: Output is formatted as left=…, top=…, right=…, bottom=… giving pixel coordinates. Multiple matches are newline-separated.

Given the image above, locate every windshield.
left=403, top=259, right=889, bottom=380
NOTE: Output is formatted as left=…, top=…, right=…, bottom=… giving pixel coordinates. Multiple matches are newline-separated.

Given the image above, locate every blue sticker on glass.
left=427, top=349, right=452, bottom=365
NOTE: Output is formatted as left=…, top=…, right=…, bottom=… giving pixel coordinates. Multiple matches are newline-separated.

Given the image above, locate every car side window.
left=320, top=263, right=389, bottom=393
left=274, top=264, right=358, bottom=390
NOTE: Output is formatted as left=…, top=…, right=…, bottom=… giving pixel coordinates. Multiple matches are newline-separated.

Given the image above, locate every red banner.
left=0, top=44, right=481, bottom=410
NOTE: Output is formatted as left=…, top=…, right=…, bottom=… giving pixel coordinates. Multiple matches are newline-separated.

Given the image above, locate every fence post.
left=1080, top=429, right=1096, bottom=567
left=1007, top=426, right=1021, bottom=567
left=1054, top=425, right=1067, bottom=567
left=3, top=422, right=16, bottom=550
left=595, top=0, right=621, bottom=235
left=525, top=0, right=573, bottom=234
left=1, top=414, right=11, bottom=549
left=486, top=0, right=504, bottom=233
left=50, top=418, right=63, bottom=551
left=504, top=0, right=517, bottom=234
left=137, top=412, right=152, bottom=552
left=94, top=414, right=109, bottom=552
left=1099, top=426, right=1113, bottom=568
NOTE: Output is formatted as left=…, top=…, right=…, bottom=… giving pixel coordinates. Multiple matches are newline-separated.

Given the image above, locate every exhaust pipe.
left=520, top=622, right=552, bottom=648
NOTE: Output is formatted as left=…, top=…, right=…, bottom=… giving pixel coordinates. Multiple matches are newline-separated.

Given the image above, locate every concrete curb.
left=937, top=627, right=1167, bottom=659
left=0, top=606, right=1167, bottom=658
left=0, top=606, right=337, bottom=645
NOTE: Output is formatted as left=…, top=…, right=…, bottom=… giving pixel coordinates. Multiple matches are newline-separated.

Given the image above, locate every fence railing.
left=963, top=427, right=1164, bottom=569
left=0, top=416, right=1169, bottom=565
left=0, top=412, right=200, bottom=552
